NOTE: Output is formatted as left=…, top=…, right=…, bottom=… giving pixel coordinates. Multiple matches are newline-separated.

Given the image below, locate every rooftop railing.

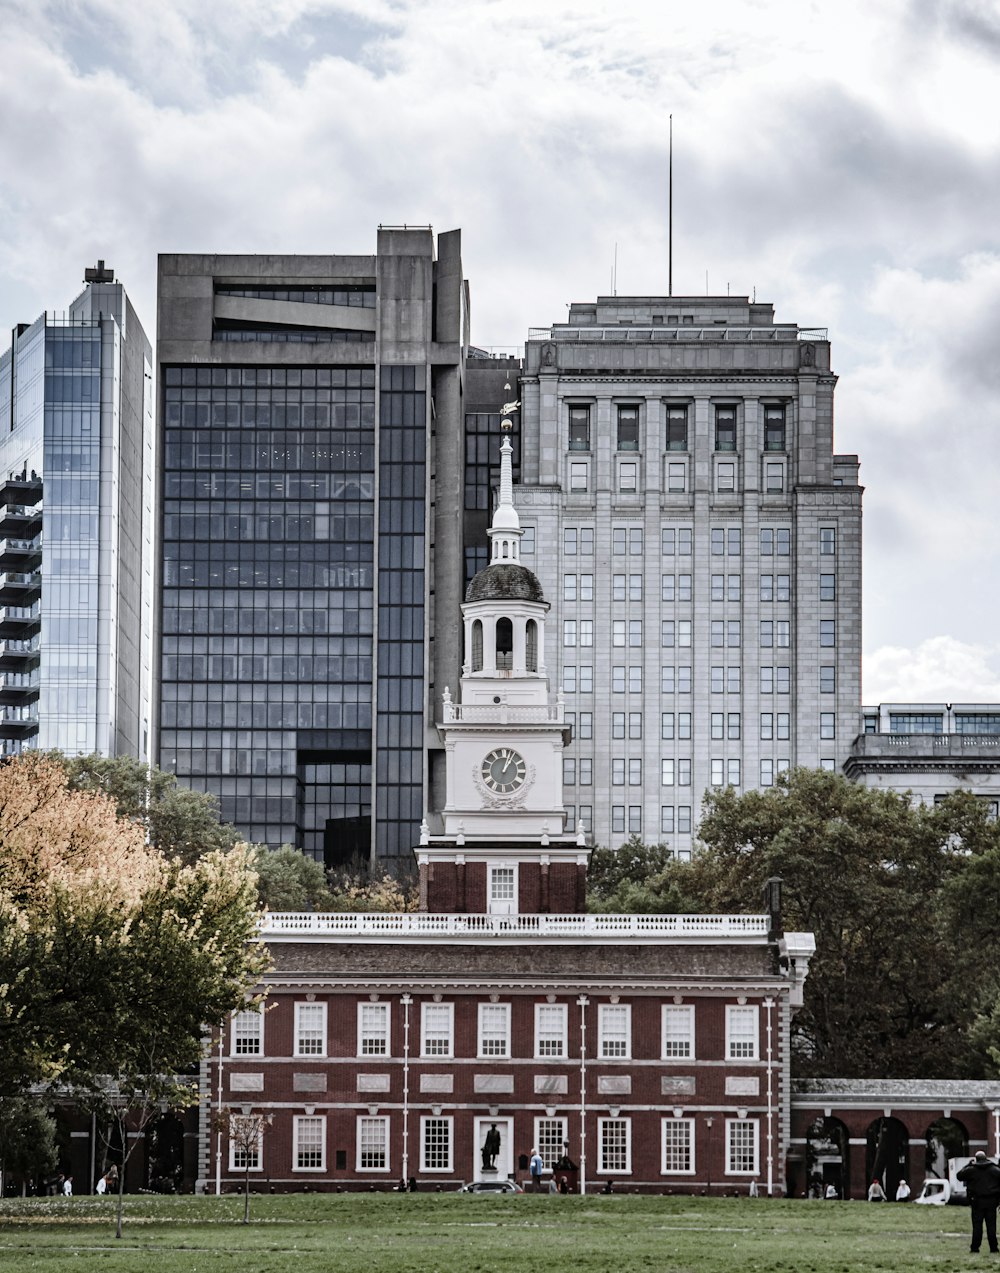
left=260, top=912, right=770, bottom=941
left=527, top=325, right=827, bottom=343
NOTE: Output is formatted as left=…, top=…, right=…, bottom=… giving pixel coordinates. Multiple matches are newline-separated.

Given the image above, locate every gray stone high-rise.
left=513, top=294, right=862, bottom=854
left=155, top=229, right=474, bottom=865
left=0, top=263, right=154, bottom=761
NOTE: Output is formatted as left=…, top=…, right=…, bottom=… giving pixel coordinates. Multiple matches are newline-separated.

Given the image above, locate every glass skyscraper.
left=0, top=263, right=154, bottom=760
left=156, top=230, right=470, bottom=866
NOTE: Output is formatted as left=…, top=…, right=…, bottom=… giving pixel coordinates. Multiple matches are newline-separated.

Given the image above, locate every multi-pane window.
left=232, top=1006, right=263, bottom=1056
left=711, top=528, right=725, bottom=557
left=820, top=620, right=836, bottom=647
left=564, top=574, right=577, bottom=602
left=776, top=620, right=789, bottom=648
left=765, top=462, right=784, bottom=493
left=820, top=665, right=836, bottom=694
left=580, top=574, right=593, bottom=601
left=760, top=621, right=773, bottom=649
left=628, top=760, right=642, bottom=786
left=760, top=712, right=774, bottom=741
left=662, top=666, right=676, bottom=694
left=661, top=805, right=675, bottom=833
left=536, top=1117, right=568, bottom=1169
left=358, top=1002, right=389, bottom=1056
left=580, top=620, right=593, bottom=647
left=661, top=527, right=692, bottom=555
left=358, top=1116, right=389, bottom=1171
left=629, top=713, right=642, bottom=740
left=611, top=806, right=625, bottom=834
left=564, top=527, right=594, bottom=555
left=667, top=461, right=686, bottom=492
left=629, top=528, right=643, bottom=554
left=760, top=527, right=791, bottom=555
left=662, top=1119, right=696, bottom=1174
left=599, top=1119, right=631, bottom=1173
left=678, top=758, right=691, bottom=785
left=711, top=713, right=724, bottom=741
left=564, top=620, right=577, bottom=647
left=763, top=403, right=786, bottom=451
left=612, top=666, right=626, bottom=693
left=295, top=1002, right=326, bottom=1057
left=727, top=666, right=740, bottom=693
left=568, top=405, right=590, bottom=451
left=728, top=574, right=740, bottom=602
left=820, top=712, right=836, bottom=740
left=565, top=755, right=578, bottom=782
left=711, top=666, right=724, bottom=693
left=727, top=620, right=741, bottom=647
left=629, top=574, right=642, bottom=602
left=665, top=405, right=688, bottom=451
left=955, top=714, right=1000, bottom=735
left=628, top=805, right=642, bottom=834
left=229, top=1116, right=263, bottom=1171
left=522, top=525, right=535, bottom=554
left=678, top=806, right=692, bottom=834
left=678, top=666, right=692, bottom=693
left=711, top=620, right=723, bottom=648
left=728, top=528, right=741, bottom=556
left=663, top=574, right=677, bottom=603
left=727, top=1005, right=759, bottom=1059
left=662, top=1004, right=695, bottom=1058
left=595, top=1003, right=628, bottom=1054
left=820, top=527, right=836, bottom=555
left=578, top=712, right=593, bottom=739
left=619, top=462, right=638, bottom=491
left=478, top=1003, right=511, bottom=1057
left=569, top=462, right=588, bottom=491
left=715, top=404, right=737, bottom=451
left=613, top=574, right=626, bottom=602
left=629, top=667, right=642, bottom=693
left=711, top=758, right=725, bottom=787
left=677, top=620, right=691, bottom=647
left=563, top=666, right=577, bottom=694
left=489, top=866, right=516, bottom=910
left=760, top=759, right=774, bottom=787
left=711, top=574, right=724, bottom=603
left=293, top=1115, right=326, bottom=1170
left=661, top=759, right=675, bottom=786
left=612, top=759, right=625, bottom=785
left=820, top=573, right=836, bottom=601
left=726, top=1120, right=759, bottom=1175
left=629, top=620, right=642, bottom=647
left=663, top=621, right=676, bottom=648
left=617, top=405, right=640, bottom=451
left=776, top=574, right=790, bottom=602
left=578, top=805, right=593, bottom=832
left=777, top=712, right=790, bottom=740
left=889, top=713, right=943, bottom=734
left=579, top=758, right=593, bottom=785
left=421, top=1003, right=454, bottom=1058
left=421, top=1117, right=452, bottom=1172
left=761, top=667, right=774, bottom=695
left=536, top=1003, right=568, bottom=1058
left=728, top=759, right=741, bottom=786
left=760, top=574, right=773, bottom=602
left=717, top=462, right=736, bottom=491
left=678, top=713, right=691, bottom=739
left=580, top=665, right=593, bottom=692
left=777, top=666, right=790, bottom=694
left=728, top=713, right=741, bottom=740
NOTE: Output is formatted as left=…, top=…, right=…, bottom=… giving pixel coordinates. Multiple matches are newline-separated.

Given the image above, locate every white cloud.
left=864, top=637, right=1000, bottom=703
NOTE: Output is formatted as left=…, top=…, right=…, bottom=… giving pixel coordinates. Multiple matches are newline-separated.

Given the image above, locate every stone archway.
left=806, top=1115, right=850, bottom=1198
left=865, top=1116, right=909, bottom=1200
left=925, top=1116, right=969, bottom=1181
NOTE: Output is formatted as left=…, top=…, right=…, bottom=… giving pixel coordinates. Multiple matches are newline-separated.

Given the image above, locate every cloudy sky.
left=2, top=0, right=998, bottom=704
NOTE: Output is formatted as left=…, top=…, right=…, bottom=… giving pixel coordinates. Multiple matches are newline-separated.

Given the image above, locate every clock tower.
left=418, top=419, right=587, bottom=914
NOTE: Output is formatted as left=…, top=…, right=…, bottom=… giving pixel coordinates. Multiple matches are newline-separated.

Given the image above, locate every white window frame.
left=535, top=1002, right=568, bottom=1059
left=661, top=1117, right=696, bottom=1175
left=292, top=1114, right=326, bottom=1172
left=598, top=1117, right=632, bottom=1174
left=421, top=1002, right=454, bottom=1058
left=231, top=1004, right=263, bottom=1057
left=357, top=1114, right=391, bottom=1172
left=478, top=1002, right=511, bottom=1058
left=534, top=1116, right=569, bottom=1170
left=598, top=1003, right=631, bottom=1059
left=726, top=1004, right=759, bottom=1060
left=228, top=1115, right=264, bottom=1172
left=294, top=1001, right=327, bottom=1058
left=420, top=1115, right=453, bottom=1173
left=488, top=862, right=517, bottom=915
left=725, top=1118, right=760, bottom=1175
left=357, top=1001, right=390, bottom=1057
left=661, top=1004, right=695, bottom=1059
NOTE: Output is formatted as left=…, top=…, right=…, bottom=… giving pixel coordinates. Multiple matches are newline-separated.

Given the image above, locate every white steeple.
left=488, top=428, right=521, bottom=565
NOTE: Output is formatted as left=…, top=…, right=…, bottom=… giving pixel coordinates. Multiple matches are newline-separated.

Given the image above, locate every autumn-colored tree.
left=0, top=753, right=269, bottom=1236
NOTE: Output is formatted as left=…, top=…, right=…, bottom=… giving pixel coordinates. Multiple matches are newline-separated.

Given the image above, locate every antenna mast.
left=668, top=114, right=673, bottom=297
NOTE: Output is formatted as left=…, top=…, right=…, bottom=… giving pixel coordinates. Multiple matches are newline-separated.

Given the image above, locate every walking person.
left=957, top=1152, right=1000, bottom=1254
left=528, top=1148, right=544, bottom=1193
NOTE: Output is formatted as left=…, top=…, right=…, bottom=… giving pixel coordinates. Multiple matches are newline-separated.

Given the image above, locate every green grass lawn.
left=0, top=1193, right=980, bottom=1272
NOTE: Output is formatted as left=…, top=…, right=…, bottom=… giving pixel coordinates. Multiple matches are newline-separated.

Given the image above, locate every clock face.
left=481, top=747, right=527, bottom=794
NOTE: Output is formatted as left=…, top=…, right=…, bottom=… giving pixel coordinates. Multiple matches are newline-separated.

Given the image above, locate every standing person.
left=529, top=1148, right=544, bottom=1193
left=62, top=1177, right=73, bottom=1196
left=867, top=1179, right=886, bottom=1202
left=95, top=1175, right=107, bottom=1196
left=895, top=1179, right=910, bottom=1203
left=957, top=1152, right=1000, bottom=1254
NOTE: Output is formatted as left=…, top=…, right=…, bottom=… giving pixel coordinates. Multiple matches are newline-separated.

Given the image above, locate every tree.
left=56, top=752, right=242, bottom=864
left=254, top=845, right=332, bottom=911
left=589, top=769, right=997, bottom=1078
left=588, top=837, right=701, bottom=914
left=0, top=1095, right=58, bottom=1196
left=326, top=858, right=418, bottom=913
left=216, top=1108, right=273, bottom=1222
left=0, top=754, right=270, bottom=1234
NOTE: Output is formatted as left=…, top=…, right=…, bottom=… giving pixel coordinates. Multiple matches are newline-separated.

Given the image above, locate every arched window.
left=471, top=620, right=483, bottom=672
left=496, top=617, right=513, bottom=670
left=525, top=619, right=538, bottom=672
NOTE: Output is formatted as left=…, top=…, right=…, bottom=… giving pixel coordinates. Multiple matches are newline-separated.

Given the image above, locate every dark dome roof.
left=465, top=563, right=545, bottom=604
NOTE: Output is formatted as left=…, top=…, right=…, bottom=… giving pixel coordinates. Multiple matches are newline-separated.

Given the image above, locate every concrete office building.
left=0, top=263, right=154, bottom=760
left=514, top=295, right=862, bottom=854
left=846, top=703, right=1000, bottom=814
left=155, top=230, right=474, bottom=864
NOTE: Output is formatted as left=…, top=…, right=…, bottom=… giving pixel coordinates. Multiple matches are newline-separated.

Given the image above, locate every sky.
left=1, top=0, right=999, bottom=704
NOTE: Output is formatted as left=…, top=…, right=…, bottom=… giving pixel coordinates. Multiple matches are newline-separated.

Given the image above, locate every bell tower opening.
left=526, top=619, right=538, bottom=673
left=471, top=619, right=484, bottom=672
left=496, top=617, right=513, bottom=670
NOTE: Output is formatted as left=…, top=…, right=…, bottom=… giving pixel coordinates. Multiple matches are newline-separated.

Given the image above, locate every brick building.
left=198, top=428, right=816, bottom=1195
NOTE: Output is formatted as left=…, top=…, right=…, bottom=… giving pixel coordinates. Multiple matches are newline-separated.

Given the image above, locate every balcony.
left=0, top=670, right=39, bottom=706
left=0, top=705, right=39, bottom=738
left=0, top=604, right=41, bottom=639
left=845, top=732, right=1000, bottom=779
left=0, top=538, right=42, bottom=571
left=0, top=570, right=41, bottom=606
left=0, top=637, right=40, bottom=671
left=0, top=475, right=42, bottom=508
left=0, top=503, right=42, bottom=539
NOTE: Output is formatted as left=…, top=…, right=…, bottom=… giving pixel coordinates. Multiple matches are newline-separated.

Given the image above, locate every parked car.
left=459, top=1180, right=524, bottom=1193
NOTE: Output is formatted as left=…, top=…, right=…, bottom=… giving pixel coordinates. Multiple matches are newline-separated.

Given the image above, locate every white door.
left=472, top=1116, right=514, bottom=1180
